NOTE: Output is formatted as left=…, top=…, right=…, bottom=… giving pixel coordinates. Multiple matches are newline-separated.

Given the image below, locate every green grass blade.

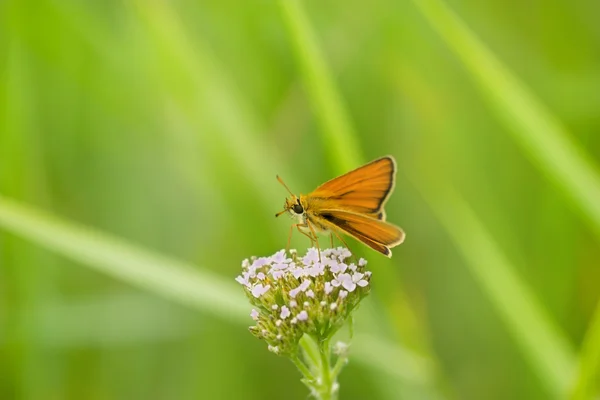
left=410, top=0, right=600, bottom=396
left=0, top=195, right=434, bottom=386
left=279, top=3, right=450, bottom=397
left=570, top=303, right=600, bottom=400
left=279, top=0, right=362, bottom=173
left=0, top=195, right=248, bottom=322
left=411, top=176, right=575, bottom=398
left=130, top=0, right=298, bottom=203
left=411, top=0, right=600, bottom=239
left=352, top=333, right=433, bottom=385
left=279, top=3, right=451, bottom=398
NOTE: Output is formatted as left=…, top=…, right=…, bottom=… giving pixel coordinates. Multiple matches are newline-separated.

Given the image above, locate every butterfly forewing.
left=309, top=156, right=396, bottom=216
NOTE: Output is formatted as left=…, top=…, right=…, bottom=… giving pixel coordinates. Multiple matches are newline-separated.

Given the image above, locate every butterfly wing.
left=309, top=156, right=396, bottom=219
left=317, top=209, right=405, bottom=257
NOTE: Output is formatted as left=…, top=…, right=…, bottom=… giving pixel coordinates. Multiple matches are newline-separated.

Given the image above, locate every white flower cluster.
left=236, top=247, right=371, bottom=355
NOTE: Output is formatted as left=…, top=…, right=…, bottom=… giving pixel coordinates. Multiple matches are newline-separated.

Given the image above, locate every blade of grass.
left=0, top=194, right=248, bottom=323
left=352, top=333, right=433, bottom=385
left=279, top=0, right=362, bottom=173
left=130, top=0, right=297, bottom=205
left=0, top=195, right=434, bottom=386
left=570, top=302, right=600, bottom=400
left=32, top=293, right=199, bottom=347
left=278, top=2, right=448, bottom=398
left=49, top=0, right=299, bottom=208
left=410, top=0, right=600, bottom=239
left=1, top=38, right=52, bottom=400
left=410, top=0, right=600, bottom=396
left=409, top=174, right=575, bottom=398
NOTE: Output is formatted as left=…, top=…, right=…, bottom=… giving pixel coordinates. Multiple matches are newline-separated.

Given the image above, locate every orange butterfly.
left=275, top=156, right=405, bottom=257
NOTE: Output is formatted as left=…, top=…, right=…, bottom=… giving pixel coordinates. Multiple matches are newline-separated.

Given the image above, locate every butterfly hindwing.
left=317, top=209, right=405, bottom=257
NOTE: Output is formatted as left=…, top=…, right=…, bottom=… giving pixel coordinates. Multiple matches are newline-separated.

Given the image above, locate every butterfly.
left=275, top=156, right=405, bottom=257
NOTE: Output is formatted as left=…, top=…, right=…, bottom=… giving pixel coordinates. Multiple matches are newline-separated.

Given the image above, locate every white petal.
left=297, top=310, right=308, bottom=321
left=351, top=272, right=365, bottom=282
left=272, top=270, right=285, bottom=279
left=271, top=263, right=285, bottom=270
left=338, top=273, right=352, bottom=282
left=235, top=276, right=248, bottom=286
left=299, top=280, right=311, bottom=291
left=342, top=280, right=357, bottom=292
left=251, top=284, right=270, bottom=298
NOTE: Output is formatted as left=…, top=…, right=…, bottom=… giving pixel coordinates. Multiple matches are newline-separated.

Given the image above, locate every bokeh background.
left=1, top=0, right=599, bottom=399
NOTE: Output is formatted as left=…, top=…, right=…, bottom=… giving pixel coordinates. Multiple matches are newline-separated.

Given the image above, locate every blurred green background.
left=1, top=0, right=599, bottom=399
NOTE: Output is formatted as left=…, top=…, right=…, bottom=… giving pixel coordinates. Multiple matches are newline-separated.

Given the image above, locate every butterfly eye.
left=292, top=204, right=304, bottom=214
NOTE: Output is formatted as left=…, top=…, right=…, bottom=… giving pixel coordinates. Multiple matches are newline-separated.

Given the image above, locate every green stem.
left=330, top=354, right=347, bottom=381
left=292, top=355, right=315, bottom=383
left=317, top=336, right=336, bottom=400
left=300, top=334, right=321, bottom=371
left=298, top=335, right=339, bottom=400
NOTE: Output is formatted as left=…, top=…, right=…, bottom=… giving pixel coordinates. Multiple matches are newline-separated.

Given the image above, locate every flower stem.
left=300, top=335, right=321, bottom=370
left=297, top=335, right=339, bottom=400
left=317, top=336, right=337, bottom=400
left=292, top=355, right=315, bottom=382
left=330, top=354, right=347, bottom=381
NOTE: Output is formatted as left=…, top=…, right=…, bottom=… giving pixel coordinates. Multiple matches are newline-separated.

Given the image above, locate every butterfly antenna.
left=276, top=175, right=295, bottom=196
left=275, top=175, right=295, bottom=218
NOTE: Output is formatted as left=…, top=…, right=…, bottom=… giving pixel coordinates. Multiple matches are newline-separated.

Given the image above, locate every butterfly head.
left=275, top=175, right=305, bottom=219
left=285, top=195, right=304, bottom=216
left=275, top=194, right=304, bottom=219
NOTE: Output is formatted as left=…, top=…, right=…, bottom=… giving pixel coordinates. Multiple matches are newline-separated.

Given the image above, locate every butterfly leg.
left=332, top=230, right=358, bottom=262
left=286, top=224, right=295, bottom=251
left=330, top=232, right=334, bottom=248
left=288, top=223, right=315, bottom=251
left=332, top=230, right=352, bottom=254
left=304, top=220, right=322, bottom=261
left=293, top=224, right=316, bottom=248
